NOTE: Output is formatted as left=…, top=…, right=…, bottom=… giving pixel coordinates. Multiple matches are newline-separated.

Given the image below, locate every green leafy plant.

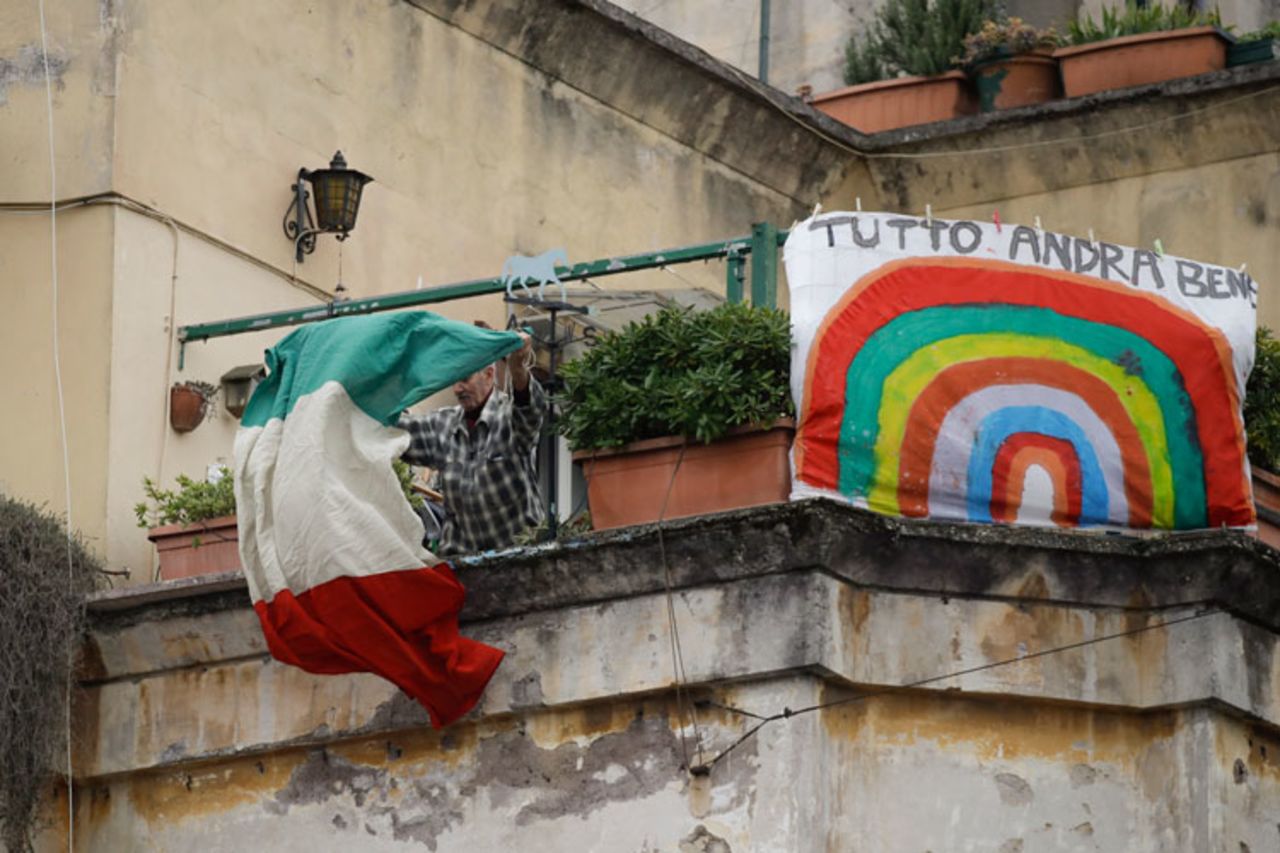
left=135, top=462, right=425, bottom=529
left=959, top=17, right=1059, bottom=65
left=394, top=459, right=425, bottom=510
left=1236, top=21, right=1280, bottom=42
left=1246, top=327, right=1280, bottom=473
left=134, top=467, right=237, bottom=529
left=1065, top=2, right=1223, bottom=45
left=558, top=302, right=793, bottom=450
left=843, top=0, right=996, bottom=84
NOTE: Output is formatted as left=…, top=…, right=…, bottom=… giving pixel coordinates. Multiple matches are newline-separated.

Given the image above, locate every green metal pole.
left=179, top=235, right=755, bottom=344
left=726, top=248, right=746, bottom=304
left=750, top=221, right=779, bottom=308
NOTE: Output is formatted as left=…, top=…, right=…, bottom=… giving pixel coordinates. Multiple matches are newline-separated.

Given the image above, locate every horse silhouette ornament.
left=502, top=249, right=569, bottom=302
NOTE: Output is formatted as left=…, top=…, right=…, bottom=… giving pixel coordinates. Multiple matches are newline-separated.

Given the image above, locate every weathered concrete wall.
left=53, top=502, right=1280, bottom=851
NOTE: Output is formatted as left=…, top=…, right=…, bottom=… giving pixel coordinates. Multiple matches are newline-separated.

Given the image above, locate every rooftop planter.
left=813, top=73, right=976, bottom=134
left=1227, top=23, right=1279, bottom=67
left=820, top=0, right=994, bottom=132
left=135, top=468, right=239, bottom=580
left=959, top=18, right=1061, bottom=112
left=559, top=302, right=794, bottom=530
left=147, top=515, right=240, bottom=580
left=1055, top=4, right=1231, bottom=98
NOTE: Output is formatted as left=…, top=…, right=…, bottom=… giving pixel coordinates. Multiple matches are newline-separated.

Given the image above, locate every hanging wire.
left=655, top=445, right=707, bottom=772
left=691, top=605, right=1220, bottom=774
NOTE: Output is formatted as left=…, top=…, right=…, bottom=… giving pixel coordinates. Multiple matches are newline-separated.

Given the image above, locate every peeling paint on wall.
left=0, top=44, right=68, bottom=105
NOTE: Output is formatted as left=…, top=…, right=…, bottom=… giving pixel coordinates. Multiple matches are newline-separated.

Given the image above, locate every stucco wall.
left=0, top=209, right=114, bottom=555
left=3, top=0, right=835, bottom=578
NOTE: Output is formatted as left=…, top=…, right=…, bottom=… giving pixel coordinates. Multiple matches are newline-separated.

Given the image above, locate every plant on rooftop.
left=558, top=301, right=793, bottom=450
left=1245, top=327, right=1280, bottom=474
left=1064, top=1, right=1223, bottom=45
left=0, top=497, right=102, bottom=851
left=1054, top=2, right=1232, bottom=98
left=134, top=467, right=237, bottom=530
left=959, top=17, right=1059, bottom=66
left=1228, top=21, right=1279, bottom=67
left=960, top=17, right=1062, bottom=111
left=1236, top=21, right=1280, bottom=43
left=560, top=302, right=795, bottom=531
left=842, top=0, right=996, bottom=84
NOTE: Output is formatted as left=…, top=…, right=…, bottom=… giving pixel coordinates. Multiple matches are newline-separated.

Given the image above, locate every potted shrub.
left=559, top=302, right=794, bottom=530
left=135, top=466, right=239, bottom=580
left=1246, top=327, right=1280, bottom=550
left=135, top=461, right=426, bottom=580
left=1228, top=22, right=1279, bottom=67
left=169, top=380, right=217, bottom=433
left=959, top=18, right=1061, bottom=111
left=814, top=0, right=994, bottom=133
left=1054, top=2, right=1232, bottom=98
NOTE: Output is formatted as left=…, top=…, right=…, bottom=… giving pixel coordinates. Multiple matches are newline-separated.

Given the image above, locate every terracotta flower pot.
left=147, top=514, right=240, bottom=580
left=1054, top=26, right=1230, bottom=98
left=169, top=384, right=208, bottom=433
left=812, top=71, right=977, bottom=134
left=574, top=420, right=794, bottom=531
left=971, top=50, right=1060, bottom=111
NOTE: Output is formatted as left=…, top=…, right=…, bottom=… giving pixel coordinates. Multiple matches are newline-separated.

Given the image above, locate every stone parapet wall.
left=63, top=500, right=1280, bottom=851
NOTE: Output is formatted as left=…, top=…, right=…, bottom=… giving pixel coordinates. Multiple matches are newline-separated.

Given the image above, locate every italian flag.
left=233, top=312, right=519, bottom=727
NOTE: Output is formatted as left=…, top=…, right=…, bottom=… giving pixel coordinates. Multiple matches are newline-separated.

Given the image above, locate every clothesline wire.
left=691, top=605, right=1220, bottom=774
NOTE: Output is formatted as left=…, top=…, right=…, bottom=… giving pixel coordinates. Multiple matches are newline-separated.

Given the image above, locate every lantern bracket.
left=282, top=168, right=320, bottom=263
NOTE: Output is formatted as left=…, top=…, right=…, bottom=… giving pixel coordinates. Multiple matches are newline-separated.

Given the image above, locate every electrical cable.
left=36, top=2, right=76, bottom=847
left=0, top=193, right=334, bottom=302
left=693, top=605, right=1220, bottom=774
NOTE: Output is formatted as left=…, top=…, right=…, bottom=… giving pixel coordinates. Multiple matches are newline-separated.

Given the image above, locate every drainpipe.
left=758, top=0, right=771, bottom=84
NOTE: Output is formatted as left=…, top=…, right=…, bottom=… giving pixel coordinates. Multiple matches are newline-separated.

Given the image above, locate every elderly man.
left=399, top=332, right=545, bottom=554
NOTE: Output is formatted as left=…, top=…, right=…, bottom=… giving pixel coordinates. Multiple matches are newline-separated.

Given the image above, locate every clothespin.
left=415, top=274, right=423, bottom=291
left=856, top=196, right=863, bottom=212
left=812, top=202, right=823, bottom=217
left=925, top=204, right=933, bottom=226
left=1034, top=216, right=1043, bottom=233
left=1154, top=238, right=1165, bottom=258
left=1240, top=262, right=1249, bottom=275
left=992, top=209, right=1002, bottom=233
left=1087, top=228, right=1095, bottom=244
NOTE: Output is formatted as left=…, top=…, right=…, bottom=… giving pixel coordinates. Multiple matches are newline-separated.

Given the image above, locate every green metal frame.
left=177, top=223, right=787, bottom=362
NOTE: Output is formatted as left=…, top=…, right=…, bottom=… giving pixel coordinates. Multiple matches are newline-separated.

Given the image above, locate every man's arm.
left=505, top=332, right=544, bottom=448
left=398, top=408, right=448, bottom=468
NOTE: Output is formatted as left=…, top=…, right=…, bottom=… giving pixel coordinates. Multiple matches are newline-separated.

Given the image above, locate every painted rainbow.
left=787, top=214, right=1256, bottom=531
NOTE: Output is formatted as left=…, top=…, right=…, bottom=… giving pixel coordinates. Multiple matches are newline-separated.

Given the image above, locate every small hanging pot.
left=169, top=383, right=208, bottom=433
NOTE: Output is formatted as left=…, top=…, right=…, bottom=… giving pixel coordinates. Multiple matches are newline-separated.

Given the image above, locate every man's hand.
left=507, top=332, right=533, bottom=392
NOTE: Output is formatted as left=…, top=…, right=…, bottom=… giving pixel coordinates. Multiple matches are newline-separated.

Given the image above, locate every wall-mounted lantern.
left=220, top=364, right=266, bottom=418
left=281, top=151, right=374, bottom=263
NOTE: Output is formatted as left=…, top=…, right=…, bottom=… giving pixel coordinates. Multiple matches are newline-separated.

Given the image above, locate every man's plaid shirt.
left=398, top=380, right=546, bottom=555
